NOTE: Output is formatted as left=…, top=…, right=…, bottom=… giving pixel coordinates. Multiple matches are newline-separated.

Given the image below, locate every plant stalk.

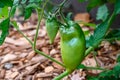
left=53, top=70, right=69, bottom=80
left=59, top=0, right=69, bottom=26
left=15, top=28, right=33, bottom=45
left=85, top=47, right=94, bottom=57
left=33, top=0, right=49, bottom=49
left=35, top=49, right=65, bottom=67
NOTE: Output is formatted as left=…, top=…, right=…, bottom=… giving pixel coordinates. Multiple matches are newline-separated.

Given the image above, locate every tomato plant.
left=0, top=0, right=120, bottom=80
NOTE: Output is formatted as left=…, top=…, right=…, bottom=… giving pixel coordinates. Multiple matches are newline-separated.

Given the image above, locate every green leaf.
left=87, top=19, right=109, bottom=47
left=77, top=64, right=105, bottom=70
left=87, top=62, right=120, bottom=80
left=87, top=76, right=98, bottom=80
left=105, top=29, right=120, bottom=41
left=78, top=0, right=88, bottom=2
left=108, top=0, right=116, bottom=3
left=9, top=6, right=16, bottom=17
left=21, top=0, right=27, bottom=4
left=0, top=0, right=13, bottom=7
left=0, top=7, right=9, bottom=19
left=13, top=0, right=19, bottom=5
left=29, top=0, right=42, bottom=3
left=26, top=3, right=39, bottom=9
left=77, top=64, right=86, bottom=69
left=87, top=9, right=117, bottom=48
left=114, top=0, right=120, bottom=14
left=23, top=3, right=41, bottom=20
left=66, top=12, right=72, bottom=20
left=87, top=0, right=107, bottom=12
left=84, top=30, right=90, bottom=37
left=117, top=55, right=120, bottom=63
left=96, top=4, right=109, bottom=21
left=24, top=7, right=32, bottom=20
left=0, top=18, right=10, bottom=45
left=0, top=2, right=4, bottom=8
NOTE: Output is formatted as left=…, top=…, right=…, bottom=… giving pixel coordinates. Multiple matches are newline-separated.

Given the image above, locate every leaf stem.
left=85, top=46, right=94, bottom=57
left=54, top=0, right=69, bottom=26
left=12, top=0, right=65, bottom=68
left=53, top=70, right=69, bottom=80
left=59, top=0, right=69, bottom=26
left=85, top=66, right=107, bottom=71
left=15, top=28, right=33, bottom=45
left=35, top=49, right=65, bottom=67
left=93, top=51, right=99, bottom=67
left=14, top=27, right=65, bottom=67
left=54, top=0, right=68, bottom=15
left=33, top=0, right=49, bottom=50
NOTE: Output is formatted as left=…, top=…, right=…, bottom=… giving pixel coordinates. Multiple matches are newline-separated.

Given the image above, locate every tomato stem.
left=33, top=0, right=49, bottom=50
left=93, top=51, right=99, bottom=67
left=53, top=70, right=69, bottom=80
left=34, top=49, right=65, bottom=67
left=13, top=0, right=65, bottom=68
left=85, top=47, right=94, bottom=57
left=14, top=27, right=65, bottom=67
left=54, top=0, right=69, bottom=27
left=59, top=0, right=69, bottom=27
left=14, top=25, right=33, bottom=46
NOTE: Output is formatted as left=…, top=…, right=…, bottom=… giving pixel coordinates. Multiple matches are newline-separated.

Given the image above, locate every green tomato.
left=60, top=21, right=86, bottom=73
left=46, top=17, right=59, bottom=44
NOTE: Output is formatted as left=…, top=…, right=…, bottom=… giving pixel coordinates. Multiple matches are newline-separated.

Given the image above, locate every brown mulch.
left=0, top=13, right=120, bottom=80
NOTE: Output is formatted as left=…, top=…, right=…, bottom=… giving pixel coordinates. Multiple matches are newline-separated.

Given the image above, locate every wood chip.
left=52, top=58, right=63, bottom=70
left=71, top=73, right=84, bottom=80
left=31, top=56, right=47, bottom=63
left=44, top=66, right=54, bottom=73
left=37, top=78, right=44, bottom=80
left=25, top=75, right=32, bottom=80
left=10, top=72, right=19, bottom=79
left=26, top=63, right=40, bottom=71
left=41, top=47, right=49, bottom=55
left=38, top=30, right=46, bottom=37
left=36, top=73, right=53, bottom=78
left=19, top=52, right=28, bottom=58
left=5, top=37, right=29, bottom=46
left=82, top=58, right=96, bottom=67
left=0, top=69, right=6, bottom=78
left=1, top=54, right=18, bottom=63
left=50, top=49, right=58, bottom=55
left=26, top=51, right=36, bottom=60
